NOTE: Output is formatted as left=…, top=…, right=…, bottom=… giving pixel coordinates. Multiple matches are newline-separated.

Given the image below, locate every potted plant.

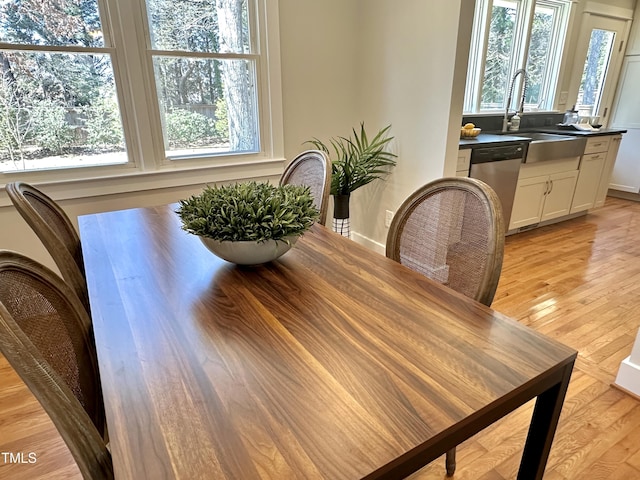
left=306, top=123, right=397, bottom=236
left=176, top=181, right=319, bottom=265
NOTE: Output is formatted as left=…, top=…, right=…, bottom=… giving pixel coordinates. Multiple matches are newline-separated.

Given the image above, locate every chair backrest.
left=5, top=182, right=89, bottom=311
left=386, top=177, right=505, bottom=306
left=0, top=251, right=112, bottom=480
left=279, top=150, right=331, bottom=225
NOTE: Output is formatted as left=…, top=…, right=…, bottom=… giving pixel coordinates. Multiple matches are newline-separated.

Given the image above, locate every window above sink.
left=464, top=0, right=572, bottom=114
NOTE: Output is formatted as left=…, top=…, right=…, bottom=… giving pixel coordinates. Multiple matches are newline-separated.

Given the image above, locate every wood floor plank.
left=626, top=446, right=640, bottom=471
left=2, top=196, right=640, bottom=479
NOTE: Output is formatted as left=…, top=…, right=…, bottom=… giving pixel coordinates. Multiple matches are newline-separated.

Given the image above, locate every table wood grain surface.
left=78, top=204, right=576, bottom=480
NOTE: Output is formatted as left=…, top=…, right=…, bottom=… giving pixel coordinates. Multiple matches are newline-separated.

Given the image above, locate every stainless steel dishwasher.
left=469, top=142, right=526, bottom=227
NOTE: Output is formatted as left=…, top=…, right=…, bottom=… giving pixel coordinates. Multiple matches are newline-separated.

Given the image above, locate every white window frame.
left=0, top=0, right=284, bottom=202
left=463, top=0, right=571, bottom=114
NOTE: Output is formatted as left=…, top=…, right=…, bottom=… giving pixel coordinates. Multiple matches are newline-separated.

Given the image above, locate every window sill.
left=0, top=156, right=286, bottom=207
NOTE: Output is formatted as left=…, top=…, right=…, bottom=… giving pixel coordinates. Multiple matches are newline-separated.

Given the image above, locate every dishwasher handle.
left=470, top=144, right=526, bottom=164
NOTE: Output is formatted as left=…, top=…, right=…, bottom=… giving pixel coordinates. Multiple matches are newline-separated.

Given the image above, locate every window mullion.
left=468, top=0, right=493, bottom=112
left=472, top=0, right=493, bottom=112
left=509, top=0, right=535, bottom=112
left=109, top=0, right=166, bottom=170
left=516, top=0, right=535, bottom=71
left=149, top=50, right=258, bottom=61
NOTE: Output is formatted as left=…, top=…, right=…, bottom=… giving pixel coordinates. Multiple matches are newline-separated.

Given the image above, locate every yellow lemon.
left=464, top=123, right=475, bottom=129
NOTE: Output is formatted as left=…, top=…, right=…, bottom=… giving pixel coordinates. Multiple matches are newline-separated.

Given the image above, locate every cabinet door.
left=509, top=175, right=548, bottom=230
left=542, top=170, right=579, bottom=222
left=571, top=153, right=606, bottom=213
left=594, top=135, right=622, bottom=208
left=457, top=149, right=471, bottom=174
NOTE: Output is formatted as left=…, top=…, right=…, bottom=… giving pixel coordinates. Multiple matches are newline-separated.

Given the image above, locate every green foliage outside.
left=0, top=0, right=239, bottom=164
left=176, top=182, right=320, bottom=242
left=165, top=109, right=214, bottom=148
left=482, top=5, right=515, bottom=109
left=31, top=100, right=75, bottom=154
left=525, top=10, right=554, bottom=106
left=213, top=97, right=229, bottom=140
left=481, top=4, right=556, bottom=110
left=85, top=96, right=125, bottom=149
left=579, top=29, right=612, bottom=111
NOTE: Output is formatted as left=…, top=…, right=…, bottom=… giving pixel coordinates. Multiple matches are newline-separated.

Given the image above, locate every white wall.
left=350, top=0, right=472, bottom=250
left=278, top=0, right=360, bottom=161
left=277, top=0, right=472, bottom=248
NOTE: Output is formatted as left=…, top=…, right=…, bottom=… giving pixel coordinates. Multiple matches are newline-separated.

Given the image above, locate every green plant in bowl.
left=176, top=181, right=319, bottom=264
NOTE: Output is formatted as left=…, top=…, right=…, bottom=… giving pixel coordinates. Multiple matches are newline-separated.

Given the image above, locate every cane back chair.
left=0, top=250, right=112, bottom=479
left=5, top=181, right=89, bottom=312
left=280, top=150, right=332, bottom=225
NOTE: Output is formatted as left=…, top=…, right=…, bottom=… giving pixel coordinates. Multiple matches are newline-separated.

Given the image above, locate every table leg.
left=517, top=361, right=575, bottom=480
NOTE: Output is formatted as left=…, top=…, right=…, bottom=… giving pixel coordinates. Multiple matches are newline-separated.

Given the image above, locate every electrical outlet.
left=385, top=210, right=394, bottom=228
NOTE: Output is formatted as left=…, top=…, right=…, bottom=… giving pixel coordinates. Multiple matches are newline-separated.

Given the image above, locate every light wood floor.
left=2, top=196, right=640, bottom=479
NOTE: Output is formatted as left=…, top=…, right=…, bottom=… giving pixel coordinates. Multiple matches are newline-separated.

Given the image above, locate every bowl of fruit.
left=460, top=123, right=481, bottom=138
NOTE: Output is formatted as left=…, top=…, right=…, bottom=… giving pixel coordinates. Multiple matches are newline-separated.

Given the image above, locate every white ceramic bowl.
left=199, top=236, right=298, bottom=265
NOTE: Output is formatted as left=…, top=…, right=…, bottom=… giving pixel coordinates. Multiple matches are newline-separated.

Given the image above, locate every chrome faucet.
left=502, top=69, right=528, bottom=132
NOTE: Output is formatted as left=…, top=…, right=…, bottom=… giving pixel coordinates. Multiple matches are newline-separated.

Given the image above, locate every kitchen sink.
left=509, top=132, right=586, bottom=163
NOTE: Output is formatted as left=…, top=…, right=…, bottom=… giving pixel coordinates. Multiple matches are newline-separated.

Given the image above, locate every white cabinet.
left=456, top=149, right=470, bottom=177
left=595, top=135, right=622, bottom=207
left=571, top=134, right=613, bottom=213
left=571, top=153, right=605, bottom=213
left=610, top=130, right=640, bottom=193
left=583, top=136, right=611, bottom=155
left=509, top=159, right=579, bottom=230
left=509, top=176, right=547, bottom=229
left=626, top=1, right=640, bottom=56
left=610, top=54, right=640, bottom=193
left=570, top=134, right=621, bottom=213
left=610, top=57, right=640, bottom=130
left=542, top=171, right=580, bottom=221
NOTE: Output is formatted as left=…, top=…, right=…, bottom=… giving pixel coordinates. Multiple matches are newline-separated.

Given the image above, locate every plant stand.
left=332, top=194, right=350, bottom=238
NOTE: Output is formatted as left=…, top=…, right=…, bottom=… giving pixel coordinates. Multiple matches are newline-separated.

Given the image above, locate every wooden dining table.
left=78, top=203, right=576, bottom=480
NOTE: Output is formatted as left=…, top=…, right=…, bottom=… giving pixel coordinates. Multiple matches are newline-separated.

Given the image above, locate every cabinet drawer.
left=578, top=151, right=606, bottom=168
left=584, top=136, right=611, bottom=155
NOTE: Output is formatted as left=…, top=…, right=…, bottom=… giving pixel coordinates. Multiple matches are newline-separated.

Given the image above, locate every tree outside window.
left=0, top=0, right=126, bottom=171
left=146, top=0, right=258, bottom=157
left=464, top=0, right=571, bottom=114
left=576, top=29, right=615, bottom=117
left=0, top=0, right=260, bottom=172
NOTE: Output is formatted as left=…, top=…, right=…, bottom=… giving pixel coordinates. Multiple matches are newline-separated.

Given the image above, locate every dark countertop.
left=459, top=128, right=627, bottom=149
left=534, top=127, right=627, bottom=137
left=459, top=133, right=531, bottom=149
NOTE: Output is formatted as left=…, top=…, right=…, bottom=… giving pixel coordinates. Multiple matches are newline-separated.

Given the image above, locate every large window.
left=0, top=0, right=275, bottom=177
left=464, top=0, right=571, bottom=113
left=0, top=1, right=126, bottom=172
left=146, top=0, right=259, bottom=158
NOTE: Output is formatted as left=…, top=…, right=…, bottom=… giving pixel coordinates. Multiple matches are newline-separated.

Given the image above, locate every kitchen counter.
left=459, top=133, right=530, bottom=149
left=459, top=128, right=627, bottom=149
left=535, top=127, right=627, bottom=137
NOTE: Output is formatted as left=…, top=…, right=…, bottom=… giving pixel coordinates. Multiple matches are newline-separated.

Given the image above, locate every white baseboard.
left=614, top=356, right=640, bottom=398
left=351, top=231, right=385, bottom=255
left=608, top=184, right=640, bottom=194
